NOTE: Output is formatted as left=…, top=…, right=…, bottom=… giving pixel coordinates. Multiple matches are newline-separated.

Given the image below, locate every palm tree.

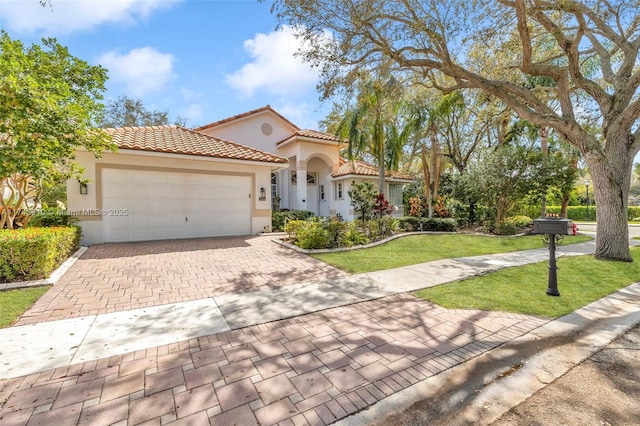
left=335, top=76, right=405, bottom=194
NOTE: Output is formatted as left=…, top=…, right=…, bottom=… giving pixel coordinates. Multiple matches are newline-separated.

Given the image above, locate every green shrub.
left=508, top=205, right=640, bottom=222
left=295, top=222, right=331, bottom=249
left=381, top=217, right=401, bottom=234
left=28, top=208, right=78, bottom=227
left=284, top=220, right=307, bottom=244
left=506, top=215, right=533, bottom=228
left=323, top=221, right=348, bottom=247
left=340, top=223, right=370, bottom=247
left=362, top=217, right=401, bottom=240
left=494, top=221, right=517, bottom=235
left=544, top=206, right=593, bottom=221
left=398, top=217, right=457, bottom=232
left=272, top=210, right=315, bottom=231
left=513, top=206, right=598, bottom=221
left=0, top=227, right=80, bottom=282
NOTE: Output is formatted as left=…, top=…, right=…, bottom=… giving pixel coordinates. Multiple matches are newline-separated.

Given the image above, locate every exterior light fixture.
left=259, top=186, right=266, bottom=200
left=79, top=182, right=88, bottom=195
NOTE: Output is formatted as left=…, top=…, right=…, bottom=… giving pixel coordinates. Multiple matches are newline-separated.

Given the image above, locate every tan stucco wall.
left=276, top=139, right=340, bottom=170
left=68, top=149, right=274, bottom=245
left=198, top=111, right=296, bottom=154
left=331, top=177, right=406, bottom=220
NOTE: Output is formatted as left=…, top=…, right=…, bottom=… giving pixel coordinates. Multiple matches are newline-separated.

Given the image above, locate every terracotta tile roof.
left=277, top=129, right=344, bottom=145
left=104, top=125, right=288, bottom=164
left=332, top=159, right=414, bottom=180
left=194, top=105, right=300, bottom=132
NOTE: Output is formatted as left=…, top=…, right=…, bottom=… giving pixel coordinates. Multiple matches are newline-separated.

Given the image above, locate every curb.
left=273, top=231, right=455, bottom=254
left=0, top=246, right=87, bottom=291
left=335, top=282, right=640, bottom=425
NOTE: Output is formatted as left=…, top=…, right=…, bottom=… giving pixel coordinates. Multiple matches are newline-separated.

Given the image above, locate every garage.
left=68, top=125, right=288, bottom=245
left=102, top=168, right=251, bottom=242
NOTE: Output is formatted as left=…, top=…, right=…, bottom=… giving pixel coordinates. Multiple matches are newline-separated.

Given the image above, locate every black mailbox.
left=533, top=217, right=573, bottom=297
left=533, top=218, right=572, bottom=235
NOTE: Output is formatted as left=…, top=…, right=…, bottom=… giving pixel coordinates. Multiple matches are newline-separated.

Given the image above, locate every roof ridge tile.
left=103, top=126, right=287, bottom=164
left=194, top=105, right=300, bottom=132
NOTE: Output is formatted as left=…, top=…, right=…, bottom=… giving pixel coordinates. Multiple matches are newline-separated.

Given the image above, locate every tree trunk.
left=469, top=201, right=476, bottom=223
left=378, top=160, right=385, bottom=195
left=561, top=154, right=579, bottom=218
left=588, top=149, right=632, bottom=261
left=428, top=123, right=438, bottom=219
left=421, top=142, right=431, bottom=216
left=496, top=196, right=508, bottom=224
left=540, top=127, right=548, bottom=218
left=377, top=136, right=385, bottom=195
left=561, top=192, right=570, bottom=218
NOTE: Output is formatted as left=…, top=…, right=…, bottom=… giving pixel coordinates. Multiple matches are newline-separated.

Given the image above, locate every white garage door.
left=102, top=168, right=251, bottom=242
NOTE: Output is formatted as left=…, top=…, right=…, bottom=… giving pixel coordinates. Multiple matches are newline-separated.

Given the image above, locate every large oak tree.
left=271, top=0, right=640, bottom=261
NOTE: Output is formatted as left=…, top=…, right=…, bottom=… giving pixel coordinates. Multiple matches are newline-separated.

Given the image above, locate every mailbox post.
left=533, top=218, right=573, bottom=296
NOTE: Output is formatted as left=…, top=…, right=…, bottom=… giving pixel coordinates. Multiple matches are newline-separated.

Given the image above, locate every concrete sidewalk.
left=1, top=238, right=638, bottom=426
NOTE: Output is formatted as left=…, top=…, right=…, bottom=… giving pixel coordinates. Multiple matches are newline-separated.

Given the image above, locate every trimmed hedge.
left=544, top=206, right=596, bottom=221
left=28, top=208, right=78, bottom=227
left=630, top=206, right=640, bottom=221
left=0, top=227, right=80, bottom=283
left=272, top=210, right=315, bottom=231
left=518, top=206, right=640, bottom=221
left=398, top=217, right=457, bottom=232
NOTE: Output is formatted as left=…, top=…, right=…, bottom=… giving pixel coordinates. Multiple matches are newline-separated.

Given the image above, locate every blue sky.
left=0, top=0, right=332, bottom=129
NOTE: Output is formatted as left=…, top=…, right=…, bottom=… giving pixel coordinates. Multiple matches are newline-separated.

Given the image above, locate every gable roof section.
left=105, top=125, right=288, bottom=164
left=277, top=129, right=344, bottom=145
left=332, top=159, right=413, bottom=180
left=194, top=105, right=300, bottom=132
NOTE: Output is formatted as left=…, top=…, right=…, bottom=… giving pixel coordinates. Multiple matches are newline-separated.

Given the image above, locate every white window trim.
left=335, top=182, right=344, bottom=200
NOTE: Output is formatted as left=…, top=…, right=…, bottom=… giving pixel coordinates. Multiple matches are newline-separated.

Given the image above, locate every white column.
left=296, top=160, right=308, bottom=211
left=278, top=169, right=288, bottom=210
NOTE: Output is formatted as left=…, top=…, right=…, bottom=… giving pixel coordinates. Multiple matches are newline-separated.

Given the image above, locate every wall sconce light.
left=259, top=186, right=266, bottom=200
left=79, top=182, right=88, bottom=195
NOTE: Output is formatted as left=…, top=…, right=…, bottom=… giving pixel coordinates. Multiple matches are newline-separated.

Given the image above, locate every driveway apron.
left=15, top=235, right=347, bottom=326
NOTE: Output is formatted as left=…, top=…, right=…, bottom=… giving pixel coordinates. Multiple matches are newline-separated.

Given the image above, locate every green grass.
left=415, top=247, right=640, bottom=318
left=0, top=286, right=50, bottom=328
left=312, top=234, right=592, bottom=273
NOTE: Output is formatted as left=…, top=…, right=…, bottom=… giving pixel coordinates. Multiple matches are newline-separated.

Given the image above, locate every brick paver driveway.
left=1, top=293, right=549, bottom=426
left=16, top=235, right=347, bottom=325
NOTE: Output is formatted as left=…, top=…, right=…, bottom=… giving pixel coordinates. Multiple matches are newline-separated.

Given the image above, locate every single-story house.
left=195, top=105, right=413, bottom=219
left=68, top=125, right=288, bottom=245
left=69, top=106, right=412, bottom=245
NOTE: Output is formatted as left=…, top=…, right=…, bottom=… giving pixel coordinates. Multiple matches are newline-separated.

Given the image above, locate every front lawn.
left=0, top=286, right=50, bottom=328
left=312, top=234, right=592, bottom=273
left=415, top=247, right=640, bottom=318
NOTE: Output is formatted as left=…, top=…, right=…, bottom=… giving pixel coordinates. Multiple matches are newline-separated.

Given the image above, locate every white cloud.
left=179, top=87, right=203, bottom=102
left=275, top=101, right=324, bottom=130
left=226, top=25, right=327, bottom=99
left=98, top=47, right=175, bottom=97
left=0, top=0, right=182, bottom=34
left=181, top=103, right=203, bottom=123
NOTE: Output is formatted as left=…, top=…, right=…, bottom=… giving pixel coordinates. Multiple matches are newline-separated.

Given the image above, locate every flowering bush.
left=408, top=197, right=423, bottom=217
left=372, top=193, right=394, bottom=217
